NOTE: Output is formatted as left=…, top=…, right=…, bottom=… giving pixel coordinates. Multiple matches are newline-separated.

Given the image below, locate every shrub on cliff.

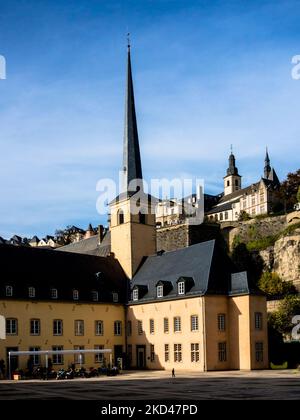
left=258, top=272, right=296, bottom=296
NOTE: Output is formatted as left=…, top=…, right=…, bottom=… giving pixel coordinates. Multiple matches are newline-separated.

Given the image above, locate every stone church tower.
left=110, top=44, right=156, bottom=279
left=223, top=149, right=242, bottom=196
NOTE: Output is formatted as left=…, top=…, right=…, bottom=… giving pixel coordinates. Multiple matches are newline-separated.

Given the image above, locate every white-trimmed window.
left=174, top=317, right=181, bottom=333
left=150, top=345, right=155, bottom=362
left=74, top=346, right=85, bottom=364
left=174, top=344, right=182, bottom=362
left=30, top=319, right=40, bottom=336
left=157, top=285, right=163, bottom=298
left=6, top=318, right=18, bottom=335
left=165, top=344, right=169, bottom=362
left=114, top=321, right=122, bottom=336
left=133, top=289, right=139, bottom=301
left=53, top=319, right=63, bottom=336
left=5, top=286, right=13, bottom=297
left=51, top=288, right=58, bottom=299
left=95, top=320, right=104, bottom=336
left=191, top=315, right=199, bottom=331
left=75, top=320, right=84, bottom=336
left=52, top=346, right=64, bottom=365
left=164, top=318, right=169, bottom=333
left=138, top=320, right=143, bottom=335
left=92, top=291, right=99, bottom=302
left=95, top=345, right=104, bottom=364
left=150, top=319, right=155, bottom=334
left=28, top=287, right=36, bottom=298
left=178, top=282, right=185, bottom=295
left=218, top=314, right=226, bottom=332
left=73, top=289, right=79, bottom=301
left=191, top=343, right=200, bottom=362
left=113, top=293, right=119, bottom=303
left=29, top=347, right=41, bottom=366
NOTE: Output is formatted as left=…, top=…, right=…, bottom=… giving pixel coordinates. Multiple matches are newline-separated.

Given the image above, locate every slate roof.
left=56, top=231, right=111, bottom=257
left=206, top=201, right=238, bottom=215
left=130, top=240, right=258, bottom=303
left=0, top=243, right=127, bottom=303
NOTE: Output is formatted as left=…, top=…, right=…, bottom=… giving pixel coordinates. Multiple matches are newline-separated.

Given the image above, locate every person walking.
left=172, top=368, right=175, bottom=378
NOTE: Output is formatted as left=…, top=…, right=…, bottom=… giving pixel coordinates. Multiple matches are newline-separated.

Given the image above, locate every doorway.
left=114, top=345, right=123, bottom=368
left=136, top=345, right=146, bottom=369
left=6, top=347, right=19, bottom=379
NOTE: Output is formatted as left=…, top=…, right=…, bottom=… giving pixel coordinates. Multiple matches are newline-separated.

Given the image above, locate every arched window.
left=118, top=209, right=124, bottom=225
left=6, top=285, right=13, bottom=297
left=235, top=179, right=239, bottom=187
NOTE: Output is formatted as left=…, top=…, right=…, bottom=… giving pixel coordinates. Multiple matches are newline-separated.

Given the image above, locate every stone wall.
left=273, top=233, right=300, bottom=291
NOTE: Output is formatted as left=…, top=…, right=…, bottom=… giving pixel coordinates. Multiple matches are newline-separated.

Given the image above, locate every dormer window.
left=113, top=293, right=119, bottom=303
left=51, top=288, right=58, bottom=299
left=92, top=291, right=99, bottom=302
left=157, top=285, right=164, bottom=298
left=133, top=289, right=139, bottom=301
left=178, top=282, right=185, bottom=295
left=28, top=287, right=36, bottom=298
left=5, top=286, right=13, bottom=297
left=73, top=290, right=79, bottom=301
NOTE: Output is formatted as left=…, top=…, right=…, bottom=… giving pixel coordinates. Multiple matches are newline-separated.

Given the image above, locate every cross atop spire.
left=122, top=41, right=143, bottom=193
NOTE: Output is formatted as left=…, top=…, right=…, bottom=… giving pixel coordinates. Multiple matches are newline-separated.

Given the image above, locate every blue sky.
left=0, top=0, right=300, bottom=238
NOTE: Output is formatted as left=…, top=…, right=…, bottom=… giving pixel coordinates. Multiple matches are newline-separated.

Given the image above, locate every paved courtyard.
left=0, top=370, right=300, bottom=400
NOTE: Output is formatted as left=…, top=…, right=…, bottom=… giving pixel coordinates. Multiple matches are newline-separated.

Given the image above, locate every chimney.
left=98, top=225, right=105, bottom=244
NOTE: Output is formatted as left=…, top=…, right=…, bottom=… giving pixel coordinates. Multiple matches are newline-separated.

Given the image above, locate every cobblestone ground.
left=0, top=370, right=300, bottom=400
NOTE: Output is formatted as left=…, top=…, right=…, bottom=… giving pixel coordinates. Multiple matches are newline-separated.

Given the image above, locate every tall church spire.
left=264, top=147, right=271, bottom=179
left=123, top=39, right=143, bottom=193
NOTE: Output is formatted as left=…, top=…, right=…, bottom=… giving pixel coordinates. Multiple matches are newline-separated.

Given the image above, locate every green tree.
left=238, top=211, right=251, bottom=221
left=276, top=169, right=300, bottom=212
left=258, top=272, right=296, bottom=296
left=297, top=186, right=300, bottom=204
left=231, top=243, right=264, bottom=286
left=268, top=295, right=300, bottom=337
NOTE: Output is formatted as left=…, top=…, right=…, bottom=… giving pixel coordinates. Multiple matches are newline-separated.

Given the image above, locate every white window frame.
left=74, top=320, right=84, bottom=336
left=53, top=319, right=63, bottom=336
left=73, top=289, right=79, bottom=301
left=174, top=316, right=181, bottom=333
left=95, top=320, right=104, bottom=336
left=138, top=320, right=143, bottom=335
left=29, top=347, right=41, bottom=366
left=178, top=282, right=185, bottom=295
left=6, top=318, right=18, bottom=335
left=191, top=343, right=200, bottom=362
left=6, top=286, right=13, bottom=297
left=218, top=314, right=226, bottom=332
left=114, top=321, right=122, bottom=336
left=133, top=289, right=139, bottom=301
left=52, top=346, right=64, bottom=365
left=150, top=319, right=155, bottom=335
left=113, top=293, right=119, bottom=303
left=92, top=290, right=99, bottom=302
left=164, top=318, right=169, bottom=333
left=191, top=315, right=199, bottom=332
left=28, top=287, right=36, bottom=298
left=157, top=285, right=163, bottom=298
left=95, top=345, right=104, bottom=364
left=51, top=288, right=58, bottom=299
left=30, top=319, right=40, bottom=336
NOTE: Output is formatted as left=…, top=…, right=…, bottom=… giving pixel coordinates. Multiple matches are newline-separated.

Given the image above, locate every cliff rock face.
left=273, top=232, right=300, bottom=291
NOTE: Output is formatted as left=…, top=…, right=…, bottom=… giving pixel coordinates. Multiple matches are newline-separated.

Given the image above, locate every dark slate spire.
left=226, top=147, right=239, bottom=176
left=122, top=40, right=143, bottom=193
left=264, top=147, right=271, bottom=179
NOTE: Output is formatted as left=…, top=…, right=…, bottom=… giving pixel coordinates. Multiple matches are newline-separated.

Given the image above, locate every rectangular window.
left=52, top=346, right=64, bottom=365
left=75, top=320, right=84, bottom=336
left=218, top=314, right=226, bottom=332
left=255, top=313, right=263, bottom=330
left=51, top=288, right=58, bottom=299
left=174, top=317, right=181, bottom=333
left=6, top=318, right=18, bottom=335
left=6, top=286, right=13, bottom=297
left=255, top=342, right=264, bottom=363
left=53, top=319, right=63, bottom=336
left=150, top=345, right=155, bottom=362
left=138, top=320, right=143, bottom=335
left=92, top=291, right=99, bottom=302
left=174, top=344, right=182, bottom=362
left=260, top=192, right=265, bottom=203
left=127, top=321, right=132, bottom=337
left=95, top=320, right=104, bottom=336
left=114, top=321, right=122, bottom=336
left=218, top=342, right=227, bottom=362
left=150, top=319, right=155, bottom=335
left=113, top=293, right=119, bottom=303
left=74, top=346, right=85, bottom=364
left=191, top=343, right=200, bottom=362
left=157, top=285, right=163, bottom=298
left=30, top=319, right=40, bottom=336
left=133, top=289, right=139, bottom=301
left=251, top=195, right=256, bottom=206
left=178, top=282, right=185, bottom=295
left=164, top=318, right=169, bottom=333
left=164, top=344, right=169, bottom=362
left=260, top=206, right=265, bottom=214
left=73, top=290, right=79, bottom=301
left=191, top=315, right=199, bottom=331
left=95, top=345, right=104, bottom=364
left=28, top=287, right=36, bottom=298
left=29, top=347, right=40, bottom=366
